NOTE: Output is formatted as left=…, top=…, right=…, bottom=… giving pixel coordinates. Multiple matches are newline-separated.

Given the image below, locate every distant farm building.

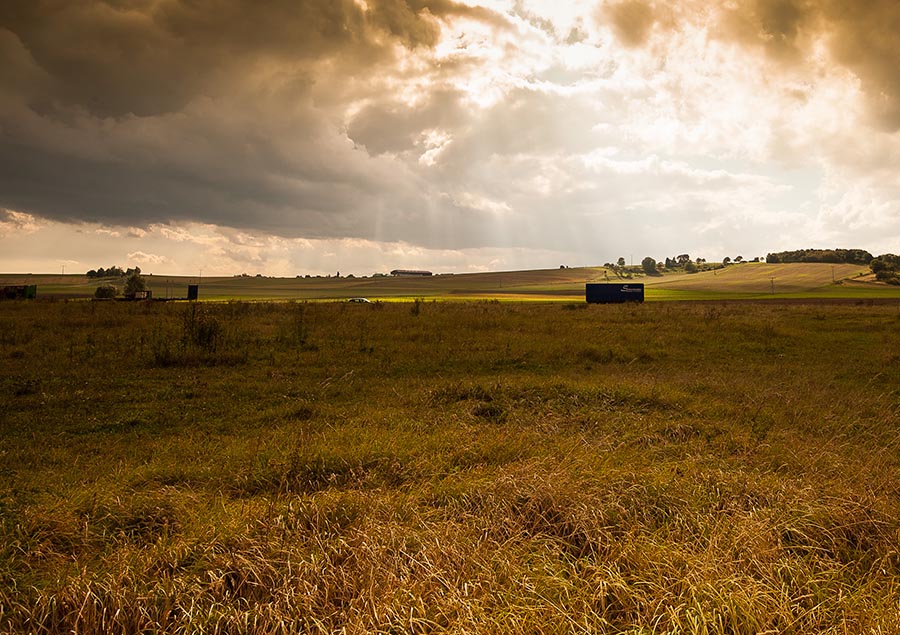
left=1, top=285, right=37, bottom=300
left=586, top=283, right=644, bottom=303
left=390, top=269, right=433, bottom=277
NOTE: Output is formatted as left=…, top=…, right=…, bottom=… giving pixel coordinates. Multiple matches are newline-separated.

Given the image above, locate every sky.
left=1, top=0, right=899, bottom=276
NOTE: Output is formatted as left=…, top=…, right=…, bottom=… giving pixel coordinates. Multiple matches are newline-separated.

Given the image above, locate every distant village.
left=233, top=269, right=435, bottom=279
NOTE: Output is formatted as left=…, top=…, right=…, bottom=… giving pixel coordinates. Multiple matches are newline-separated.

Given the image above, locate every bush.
left=94, top=285, right=118, bottom=299
left=875, top=270, right=900, bottom=285
left=182, top=303, right=220, bottom=353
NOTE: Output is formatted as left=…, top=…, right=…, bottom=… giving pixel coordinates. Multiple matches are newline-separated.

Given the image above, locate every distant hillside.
left=644, top=262, right=872, bottom=295
left=3, top=262, right=899, bottom=301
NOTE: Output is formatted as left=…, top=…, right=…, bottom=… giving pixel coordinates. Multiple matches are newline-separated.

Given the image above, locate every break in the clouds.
left=1, top=0, right=899, bottom=274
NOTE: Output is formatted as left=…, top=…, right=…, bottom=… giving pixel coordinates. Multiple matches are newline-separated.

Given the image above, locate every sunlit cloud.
left=2, top=0, right=900, bottom=274
left=0, top=210, right=42, bottom=238
left=127, top=251, right=172, bottom=266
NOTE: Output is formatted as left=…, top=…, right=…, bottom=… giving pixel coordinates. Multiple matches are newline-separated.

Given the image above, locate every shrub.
left=94, top=285, right=118, bottom=299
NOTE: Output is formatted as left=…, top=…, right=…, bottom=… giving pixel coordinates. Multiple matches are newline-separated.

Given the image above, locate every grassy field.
left=3, top=262, right=898, bottom=302
left=2, top=299, right=900, bottom=633
left=642, top=263, right=869, bottom=294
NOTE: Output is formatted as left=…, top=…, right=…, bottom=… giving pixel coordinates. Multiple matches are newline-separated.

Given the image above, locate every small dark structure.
left=586, top=283, right=644, bottom=303
left=187, top=284, right=199, bottom=301
left=0, top=285, right=37, bottom=300
left=390, top=269, right=433, bottom=276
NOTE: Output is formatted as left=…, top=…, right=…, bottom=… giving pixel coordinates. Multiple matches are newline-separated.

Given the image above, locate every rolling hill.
left=2, top=262, right=897, bottom=302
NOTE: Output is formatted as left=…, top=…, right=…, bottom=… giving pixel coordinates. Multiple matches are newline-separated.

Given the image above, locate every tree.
left=124, top=272, right=146, bottom=297
left=723, top=256, right=731, bottom=265
left=735, top=255, right=743, bottom=263
left=87, top=265, right=125, bottom=278
left=617, top=257, right=626, bottom=267
left=641, top=256, right=657, bottom=275
left=871, top=254, right=900, bottom=284
left=870, top=254, right=900, bottom=274
left=685, top=261, right=698, bottom=273
left=676, top=254, right=691, bottom=266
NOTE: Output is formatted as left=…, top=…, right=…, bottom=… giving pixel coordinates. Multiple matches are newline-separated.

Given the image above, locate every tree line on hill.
left=651, top=255, right=761, bottom=274
left=765, top=249, right=873, bottom=264
left=86, top=266, right=142, bottom=278
left=605, top=254, right=757, bottom=277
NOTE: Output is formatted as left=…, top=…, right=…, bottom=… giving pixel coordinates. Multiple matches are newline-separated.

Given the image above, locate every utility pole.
left=61, top=264, right=65, bottom=276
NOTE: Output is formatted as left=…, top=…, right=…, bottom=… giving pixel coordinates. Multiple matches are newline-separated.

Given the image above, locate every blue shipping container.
left=585, top=283, right=644, bottom=303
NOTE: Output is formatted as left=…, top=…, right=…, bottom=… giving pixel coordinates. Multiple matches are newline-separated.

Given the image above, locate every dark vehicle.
left=585, top=283, right=644, bottom=303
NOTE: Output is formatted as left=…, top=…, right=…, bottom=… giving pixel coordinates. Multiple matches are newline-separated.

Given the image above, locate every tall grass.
left=1, top=300, right=899, bottom=633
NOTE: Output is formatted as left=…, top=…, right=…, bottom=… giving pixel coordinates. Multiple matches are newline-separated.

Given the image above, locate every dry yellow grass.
left=644, top=262, right=869, bottom=294
left=1, top=300, right=900, bottom=633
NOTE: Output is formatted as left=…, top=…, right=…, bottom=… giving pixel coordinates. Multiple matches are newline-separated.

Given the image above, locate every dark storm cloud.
left=720, top=0, right=811, bottom=62
left=347, top=89, right=469, bottom=155
left=721, top=0, right=900, bottom=130
left=822, top=0, right=900, bottom=130
left=0, top=0, right=500, bottom=241
left=0, top=0, right=490, bottom=118
left=605, top=0, right=656, bottom=47
left=598, top=0, right=900, bottom=131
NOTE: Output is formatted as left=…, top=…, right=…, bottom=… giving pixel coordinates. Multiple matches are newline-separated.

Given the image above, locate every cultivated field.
left=3, top=262, right=897, bottom=302
left=2, top=299, right=900, bottom=633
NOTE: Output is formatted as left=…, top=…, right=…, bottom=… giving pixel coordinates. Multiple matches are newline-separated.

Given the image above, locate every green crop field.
left=3, top=262, right=899, bottom=303
left=2, top=299, right=900, bottom=633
